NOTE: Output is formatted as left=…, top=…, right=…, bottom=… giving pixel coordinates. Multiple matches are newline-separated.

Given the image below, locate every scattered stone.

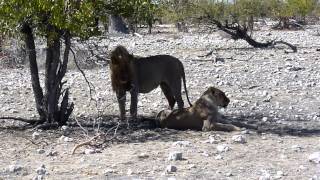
left=33, top=175, right=44, bottom=180
left=291, top=145, right=303, bottom=152
left=215, top=154, right=223, bottom=160
left=32, top=132, right=40, bottom=140
left=188, top=164, right=196, bottom=169
left=226, top=172, right=233, bottom=177
left=166, top=165, right=177, bottom=173
left=46, top=151, right=58, bottom=157
left=203, top=135, right=223, bottom=144
left=172, top=141, right=192, bottom=147
left=36, top=164, right=46, bottom=175
left=241, top=130, right=250, bottom=134
left=36, top=149, right=45, bottom=154
left=216, top=144, right=230, bottom=152
left=61, top=125, right=71, bottom=135
left=84, top=149, right=96, bottom=155
left=262, top=117, right=268, bottom=122
left=232, top=135, right=247, bottom=144
left=137, top=153, right=149, bottom=159
left=127, top=169, right=133, bottom=175
left=259, top=172, right=271, bottom=180
left=309, top=152, right=320, bottom=164
left=274, top=171, right=285, bottom=179
left=8, top=164, right=23, bottom=173
left=168, top=151, right=183, bottom=161
left=58, top=135, right=73, bottom=142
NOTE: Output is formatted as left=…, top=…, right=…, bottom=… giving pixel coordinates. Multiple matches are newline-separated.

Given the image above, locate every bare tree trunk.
left=20, top=23, right=74, bottom=126
left=21, top=23, right=46, bottom=123
left=108, top=15, right=129, bottom=34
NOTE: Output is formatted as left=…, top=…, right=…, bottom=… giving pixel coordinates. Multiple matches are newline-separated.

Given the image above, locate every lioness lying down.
left=156, top=87, right=241, bottom=131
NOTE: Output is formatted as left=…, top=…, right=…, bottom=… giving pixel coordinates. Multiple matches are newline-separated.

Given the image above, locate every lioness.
left=157, top=87, right=240, bottom=131
left=110, top=45, right=192, bottom=120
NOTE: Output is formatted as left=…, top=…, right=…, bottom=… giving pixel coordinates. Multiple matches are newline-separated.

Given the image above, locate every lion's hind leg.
left=160, top=83, right=176, bottom=109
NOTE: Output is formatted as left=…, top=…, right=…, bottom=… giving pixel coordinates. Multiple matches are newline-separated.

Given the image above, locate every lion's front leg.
left=116, top=90, right=126, bottom=121
left=130, top=87, right=138, bottom=120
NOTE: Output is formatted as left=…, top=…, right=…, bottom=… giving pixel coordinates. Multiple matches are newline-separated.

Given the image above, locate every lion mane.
left=110, top=46, right=134, bottom=92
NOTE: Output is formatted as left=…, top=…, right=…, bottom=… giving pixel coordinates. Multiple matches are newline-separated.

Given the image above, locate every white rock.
left=291, top=145, right=303, bottom=152
left=216, top=144, right=230, bottom=152
left=259, top=172, right=271, bottom=180
left=127, top=168, right=133, bottom=175
left=61, top=125, right=70, bottom=135
left=166, top=165, right=177, bottom=173
left=33, top=175, right=44, bottom=180
left=309, top=152, right=320, bottom=163
left=46, top=151, right=58, bottom=157
left=215, top=154, right=223, bottom=160
left=168, top=151, right=183, bottom=161
left=84, top=149, right=96, bottom=155
left=232, top=135, right=247, bottom=144
left=58, top=135, right=73, bottom=142
left=8, top=164, right=23, bottom=173
left=262, top=117, right=268, bottom=122
left=32, top=132, right=40, bottom=140
left=172, top=141, right=192, bottom=147
left=36, top=164, right=46, bottom=175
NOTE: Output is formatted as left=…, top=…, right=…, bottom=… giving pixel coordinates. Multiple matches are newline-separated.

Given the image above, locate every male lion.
left=157, top=87, right=240, bottom=131
left=110, top=45, right=192, bottom=120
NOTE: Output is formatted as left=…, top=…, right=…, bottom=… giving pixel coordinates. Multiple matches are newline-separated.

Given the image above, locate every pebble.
left=215, top=154, right=223, bottom=160
left=216, top=144, right=230, bottom=152
left=36, top=149, right=45, bottom=154
left=58, top=135, right=73, bottom=142
left=172, top=141, right=192, bottom=147
left=36, top=164, right=46, bottom=175
left=232, top=135, right=247, bottom=144
left=8, top=164, right=23, bottom=173
left=291, top=145, right=303, bottom=152
left=32, top=132, right=40, bottom=140
left=61, top=125, right=71, bottom=135
left=46, top=151, right=58, bottom=156
left=309, top=152, right=320, bottom=164
left=168, top=151, right=183, bottom=161
left=84, top=149, right=96, bottom=155
left=137, top=153, right=149, bottom=159
left=166, top=165, right=177, bottom=173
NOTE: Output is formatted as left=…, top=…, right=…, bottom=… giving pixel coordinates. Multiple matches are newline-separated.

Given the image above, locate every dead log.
left=207, top=17, right=297, bottom=52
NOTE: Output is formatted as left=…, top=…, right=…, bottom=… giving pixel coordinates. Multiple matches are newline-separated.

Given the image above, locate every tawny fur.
left=157, top=87, right=241, bottom=132
left=110, top=45, right=192, bottom=120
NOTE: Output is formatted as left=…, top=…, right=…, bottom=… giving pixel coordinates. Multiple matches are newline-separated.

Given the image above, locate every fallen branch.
left=0, top=116, right=39, bottom=124
left=72, top=133, right=102, bottom=154
left=202, top=16, right=297, bottom=52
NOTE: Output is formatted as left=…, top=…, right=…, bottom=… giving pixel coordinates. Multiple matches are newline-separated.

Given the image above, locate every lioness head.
left=202, top=87, right=230, bottom=108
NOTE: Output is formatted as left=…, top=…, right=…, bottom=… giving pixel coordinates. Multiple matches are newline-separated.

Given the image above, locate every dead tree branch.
left=203, top=16, right=297, bottom=52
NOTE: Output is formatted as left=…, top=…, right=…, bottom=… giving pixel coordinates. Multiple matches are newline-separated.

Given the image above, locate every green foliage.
left=266, top=0, right=316, bottom=18
left=106, top=0, right=157, bottom=25
left=0, top=0, right=103, bottom=39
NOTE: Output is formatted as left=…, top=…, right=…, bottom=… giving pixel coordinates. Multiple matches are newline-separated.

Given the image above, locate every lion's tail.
left=181, top=62, right=193, bottom=107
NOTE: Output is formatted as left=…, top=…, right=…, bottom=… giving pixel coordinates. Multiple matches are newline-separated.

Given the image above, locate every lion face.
left=203, top=87, right=230, bottom=108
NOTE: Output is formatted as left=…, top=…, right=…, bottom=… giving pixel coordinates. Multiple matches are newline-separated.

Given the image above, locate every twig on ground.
left=0, top=116, right=38, bottom=124
left=71, top=133, right=102, bottom=154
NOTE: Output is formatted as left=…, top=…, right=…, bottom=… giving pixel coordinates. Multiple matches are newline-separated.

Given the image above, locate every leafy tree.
left=0, top=0, right=104, bottom=125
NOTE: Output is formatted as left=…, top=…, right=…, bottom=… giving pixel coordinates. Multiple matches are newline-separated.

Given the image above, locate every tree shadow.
left=223, top=113, right=320, bottom=136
